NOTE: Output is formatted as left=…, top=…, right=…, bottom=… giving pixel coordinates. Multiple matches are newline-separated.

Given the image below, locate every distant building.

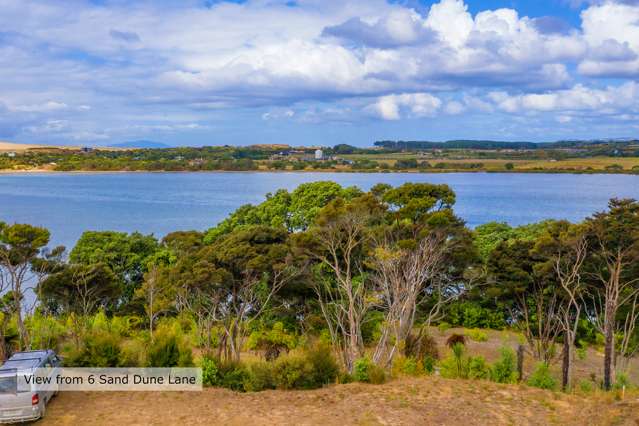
left=80, top=146, right=94, bottom=153
left=314, top=149, right=324, bottom=160
left=6, top=152, right=16, bottom=158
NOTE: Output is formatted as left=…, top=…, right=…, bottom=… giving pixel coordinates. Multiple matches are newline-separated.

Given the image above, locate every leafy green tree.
left=204, top=182, right=362, bottom=242
left=583, top=198, right=639, bottom=389
left=172, top=226, right=298, bottom=361
left=486, top=239, right=562, bottom=363
left=0, top=222, right=59, bottom=348
left=39, top=263, right=119, bottom=316
left=70, top=231, right=159, bottom=306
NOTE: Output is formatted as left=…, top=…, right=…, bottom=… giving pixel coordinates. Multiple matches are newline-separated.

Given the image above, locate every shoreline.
left=1, top=168, right=639, bottom=176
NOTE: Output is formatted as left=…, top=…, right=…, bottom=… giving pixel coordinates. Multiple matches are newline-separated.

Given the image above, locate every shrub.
left=65, top=333, right=121, bottom=367
left=465, top=328, right=488, bottom=342
left=576, top=345, right=587, bottom=361
left=118, top=338, right=147, bottom=367
left=304, top=343, right=340, bottom=387
left=244, top=361, right=276, bottom=392
left=423, top=355, right=436, bottom=374
left=26, top=313, right=66, bottom=350
left=353, top=357, right=386, bottom=384
left=440, top=343, right=469, bottom=379
left=527, top=363, right=557, bottom=390
left=201, top=357, right=219, bottom=387
left=490, top=347, right=518, bottom=384
left=404, top=331, right=439, bottom=361
left=578, top=379, right=594, bottom=393
left=273, top=354, right=314, bottom=390
left=147, top=334, right=193, bottom=367
left=218, top=362, right=250, bottom=392
left=246, top=322, right=297, bottom=361
left=393, top=356, right=419, bottom=376
left=613, top=373, right=632, bottom=390
left=468, top=356, right=490, bottom=380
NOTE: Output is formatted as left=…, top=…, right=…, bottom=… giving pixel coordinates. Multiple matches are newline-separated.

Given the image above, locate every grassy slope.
left=41, top=328, right=639, bottom=425
left=42, top=377, right=639, bottom=426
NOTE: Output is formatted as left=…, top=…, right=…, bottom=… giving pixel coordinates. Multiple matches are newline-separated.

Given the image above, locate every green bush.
left=147, top=334, right=193, bottom=367
left=400, top=357, right=419, bottom=376
left=578, top=379, right=594, bottom=393
left=304, top=343, right=339, bottom=387
left=218, top=362, right=250, bottom=392
left=445, top=302, right=506, bottom=330
left=201, top=357, right=219, bottom=387
left=490, top=347, right=518, bottom=384
left=273, top=354, right=314, bottom=390
left=440, top=343, right=469, bottom=379
left=527, top=363, right=557, bottom=390
left=244, top=361, right=276, bottom=392
left=423, top=355, right=436, bottom=374
left=64, top=333, right=122, bottom=367
left=576, top=345, right=587, bottom=361
left=246, top=322, right=297, bottom=361
left=468, top=356, right=490, bottom=380
left=613, top=373, right=632, bottom=390
left=353, top=357, right=386, bottom=384
left=465, top=328, right=488, bottom=342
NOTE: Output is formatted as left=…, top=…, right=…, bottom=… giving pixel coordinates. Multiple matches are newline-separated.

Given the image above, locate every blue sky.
left=0, top=0, right=638, bottom=147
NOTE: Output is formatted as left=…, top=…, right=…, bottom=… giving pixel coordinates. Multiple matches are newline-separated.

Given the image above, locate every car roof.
left=9, top=350, right=52, bottom=360
left=0, top=358, right=41, bottom=370
left=0, top=350, right=54, bottom=371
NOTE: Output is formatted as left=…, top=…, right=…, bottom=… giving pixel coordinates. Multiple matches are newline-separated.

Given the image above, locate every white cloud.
left=489, top=82, right=639, bottom=114
left=372, top=93, right=442, bottom=120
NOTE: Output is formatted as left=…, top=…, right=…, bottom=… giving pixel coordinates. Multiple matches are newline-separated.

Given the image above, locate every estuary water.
left=1, top=172, right=639, bottom=249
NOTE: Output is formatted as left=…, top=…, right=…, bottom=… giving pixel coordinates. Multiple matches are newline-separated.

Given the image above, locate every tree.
left=134, top=250, right=176, bottom=339
left=174, top=226, right=297, bottom=361
left=584, top=198, right=639, bottom=389
left=294, top=194, right=385, bottom=372
left=487, top=239, right=562, bottom=364
left=39, top=263, right=119, bottom=316
left=205, top=181, right=363, bottom=242
left=534, top=221, right=587, bottom=390
left=369, top=183, right=478, bottom=367
left=0, top=222, right=56, bottom=349
left=70, top=231, right=159, bottom=306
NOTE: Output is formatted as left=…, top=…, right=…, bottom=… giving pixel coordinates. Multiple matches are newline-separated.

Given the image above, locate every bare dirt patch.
left=41, top=376, right=639, bottom=426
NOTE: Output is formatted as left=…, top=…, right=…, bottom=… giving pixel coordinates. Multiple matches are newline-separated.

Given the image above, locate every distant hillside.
left=111, top=140, right=171, bottom=149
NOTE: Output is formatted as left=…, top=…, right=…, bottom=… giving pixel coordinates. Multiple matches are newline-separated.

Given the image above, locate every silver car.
left=0, top=350, right=61, bottom=423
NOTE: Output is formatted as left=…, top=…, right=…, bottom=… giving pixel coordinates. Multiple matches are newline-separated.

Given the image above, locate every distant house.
left=6, top=152, right=16, bottom=158
left=80, top=146, right=94, bottom=153
left=314, top=149, right=324, bottom=160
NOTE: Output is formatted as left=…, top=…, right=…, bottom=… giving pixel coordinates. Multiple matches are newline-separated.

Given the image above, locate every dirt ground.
left=41, top=376, right=639, bottom=426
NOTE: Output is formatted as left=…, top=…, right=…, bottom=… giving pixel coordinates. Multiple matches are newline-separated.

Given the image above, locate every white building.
left=314, top=149, right=324, bottom=160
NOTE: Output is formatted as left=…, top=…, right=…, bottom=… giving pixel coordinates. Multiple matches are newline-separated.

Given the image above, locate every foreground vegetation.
left=1, top=181, right=638, bottom=396
left=2, top=139, right=639, bottom=173
left=40, top=375, right=639, bottom=426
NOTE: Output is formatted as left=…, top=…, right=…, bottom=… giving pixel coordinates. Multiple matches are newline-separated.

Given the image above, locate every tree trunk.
left=14, top=290, right=27, bottom=350
left=603, top=310, right=615, bottom=390
left=562, top=334, right=571, bottom=391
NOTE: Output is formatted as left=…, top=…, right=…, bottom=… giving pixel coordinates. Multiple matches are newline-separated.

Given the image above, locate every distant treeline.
left=375, top=139, right=639, bottom=151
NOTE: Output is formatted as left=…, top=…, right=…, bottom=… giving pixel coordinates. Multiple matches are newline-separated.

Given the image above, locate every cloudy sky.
left=1, top=0, right=638, bottom=147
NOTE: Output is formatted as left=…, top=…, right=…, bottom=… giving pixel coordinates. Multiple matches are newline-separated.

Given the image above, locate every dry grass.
left=341, top=153, right=639, bottom=171
left=38, top=328, right=639, bottom=425
left=41, top=377, right=639, bottom=426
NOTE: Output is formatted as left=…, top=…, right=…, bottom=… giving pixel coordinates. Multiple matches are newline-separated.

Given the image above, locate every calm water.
left=1, top=172, right=639, bottom=249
